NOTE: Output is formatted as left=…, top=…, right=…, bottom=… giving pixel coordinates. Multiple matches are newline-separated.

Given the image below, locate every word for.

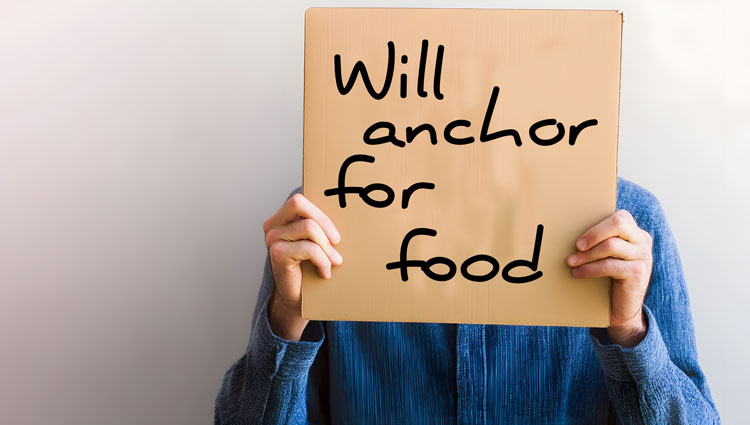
left=335, top=40, right=444, bottom=100
left=385, top=225, right=545, bottom=283
left=363, top=86, right=598, bottom=148
left=324, top=154, right=435, bottom=208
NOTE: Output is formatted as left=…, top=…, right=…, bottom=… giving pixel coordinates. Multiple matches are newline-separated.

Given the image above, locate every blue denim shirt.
left=215, top=177, right=720, bottom=424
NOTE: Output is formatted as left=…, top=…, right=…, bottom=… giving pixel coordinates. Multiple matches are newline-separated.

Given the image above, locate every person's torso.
left=322, top=321, right=611, bottom=425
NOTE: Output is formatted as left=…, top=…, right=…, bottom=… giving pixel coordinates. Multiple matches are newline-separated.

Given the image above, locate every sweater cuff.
left=248, top=294, right=325, bottom=381
left=589, top=305, right=670, bottom=383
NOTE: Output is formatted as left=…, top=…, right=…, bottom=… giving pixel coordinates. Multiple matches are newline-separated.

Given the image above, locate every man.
left=214, top=177, right=720, bottom=424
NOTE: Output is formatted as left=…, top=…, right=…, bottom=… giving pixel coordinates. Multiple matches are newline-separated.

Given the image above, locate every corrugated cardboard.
left=302, top=8, right=621, bottom=327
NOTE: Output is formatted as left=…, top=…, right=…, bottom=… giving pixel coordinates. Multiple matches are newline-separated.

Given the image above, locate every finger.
left=269, top=239, right=332, bottom=279
left=576, top=209, right=646, bottom=251
left=567, top=236, right=641, bottom=267
left=264, top=193, right=341, bottom=245
left=266, top=218, right=343, bottom=265
left=570, top=258, right=637, bottom=280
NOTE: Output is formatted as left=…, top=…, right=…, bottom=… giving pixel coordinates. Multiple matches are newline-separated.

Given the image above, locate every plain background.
left=0, top=1, right=747, bottom=424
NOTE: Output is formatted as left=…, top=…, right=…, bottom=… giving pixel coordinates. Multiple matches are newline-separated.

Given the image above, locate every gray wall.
left=1, top=1, right=747, bottom=424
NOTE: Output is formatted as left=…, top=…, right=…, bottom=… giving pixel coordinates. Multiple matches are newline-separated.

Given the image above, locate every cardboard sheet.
left=302, top=8, right=621, bottom=326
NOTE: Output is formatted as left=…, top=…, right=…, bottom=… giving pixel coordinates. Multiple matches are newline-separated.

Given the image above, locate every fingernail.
left=332, top=248, right=343, bottom=264
left=568, top=254, right=578, bottom=265
left=576, top=237, right=587, bottom=250
left=332, top=229, right=341, bottom=244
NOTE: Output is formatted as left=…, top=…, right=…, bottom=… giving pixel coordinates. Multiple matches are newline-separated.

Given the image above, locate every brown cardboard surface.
left=302, top=8, right=621, bottom=327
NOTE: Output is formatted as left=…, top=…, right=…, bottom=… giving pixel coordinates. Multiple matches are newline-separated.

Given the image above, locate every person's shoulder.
left=616, top=176, right=667, bottom=234
left=617, top=177, right=660, bottom=211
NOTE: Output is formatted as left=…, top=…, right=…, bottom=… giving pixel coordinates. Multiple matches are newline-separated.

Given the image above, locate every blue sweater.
left=215, top=177, right=720, bottom=424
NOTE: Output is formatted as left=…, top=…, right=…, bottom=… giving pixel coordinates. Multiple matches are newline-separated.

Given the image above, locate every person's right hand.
left=262, top=192, right=343, bottom=341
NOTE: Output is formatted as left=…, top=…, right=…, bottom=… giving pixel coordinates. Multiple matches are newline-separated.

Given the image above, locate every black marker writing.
left=362, top=86, right=598, bottom=148
left=324, top=154, right=435, bottom=209
left=385, top=225, right=545, bottom=283
left=334, top=40, right=444, bottom=100
left=327, top=38, right=600, bottom=286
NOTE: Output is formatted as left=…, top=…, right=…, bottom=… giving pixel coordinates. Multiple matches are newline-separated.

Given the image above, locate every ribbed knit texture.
left=214, top=177, right=720, bottom=424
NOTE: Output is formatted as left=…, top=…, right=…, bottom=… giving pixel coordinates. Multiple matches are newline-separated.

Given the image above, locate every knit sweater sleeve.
left=589, top=191, right=720, bottom=424
left=214, top=186, right=326, bottom=425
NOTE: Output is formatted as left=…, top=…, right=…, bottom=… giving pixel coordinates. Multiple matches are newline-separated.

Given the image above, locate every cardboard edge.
left=607, top=9, right=625, bottom=329
left=301, top=8, right=311, bottom=320
left=301, top=312, right=610, bottom=328
left=295, top=7, right=626, bottom=13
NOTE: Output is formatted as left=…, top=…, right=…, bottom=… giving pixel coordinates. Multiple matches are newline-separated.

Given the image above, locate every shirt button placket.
left=456, top=324, right=487, bottom=425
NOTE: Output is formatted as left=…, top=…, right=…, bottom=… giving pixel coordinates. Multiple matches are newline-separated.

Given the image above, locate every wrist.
left=607, top=309, right=647, bottom=348
left=268, top=293, right=309, bottom=342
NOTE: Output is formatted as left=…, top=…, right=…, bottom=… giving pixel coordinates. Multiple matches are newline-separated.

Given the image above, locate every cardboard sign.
left=302, top=8, right=621, bottom=326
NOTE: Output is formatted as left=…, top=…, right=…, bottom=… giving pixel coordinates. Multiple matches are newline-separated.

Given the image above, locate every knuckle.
left=289, top=193, right=305, bottom=209
left=301, top=218, right=317, bottom=235
left=602, top=238, right=616, bottom=252
left=305, top=241, right=325, bottom=260
left=265, top=228, right=276, bottom=247
left=268, top=241, right=286, bottom=260
left=631, top=262, right=647, bottom=280
left=613, top=210, right=633, bottom=228
left=616, top=209, right=633, bottom=221
left=300, top=240, right=314, bottom=256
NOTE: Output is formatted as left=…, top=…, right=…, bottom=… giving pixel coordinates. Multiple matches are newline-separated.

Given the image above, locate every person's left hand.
left=566, top=209, right=653, bottom=347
